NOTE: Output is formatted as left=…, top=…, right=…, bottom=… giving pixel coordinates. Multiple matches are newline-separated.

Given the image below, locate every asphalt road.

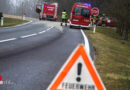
left=0, top=20, right=94, bottom=90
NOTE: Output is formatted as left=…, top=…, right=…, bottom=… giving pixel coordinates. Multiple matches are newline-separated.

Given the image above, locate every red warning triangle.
left=47, top=45, right=106, bottom=90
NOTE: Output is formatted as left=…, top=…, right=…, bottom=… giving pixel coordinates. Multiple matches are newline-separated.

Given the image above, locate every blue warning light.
left=84, top=3, right=91, bottom=7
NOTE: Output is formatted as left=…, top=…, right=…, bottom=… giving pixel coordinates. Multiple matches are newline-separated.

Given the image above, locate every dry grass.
left=0, top=17, right=28, bottom=27
left=84, top=27, right=130, bottom=90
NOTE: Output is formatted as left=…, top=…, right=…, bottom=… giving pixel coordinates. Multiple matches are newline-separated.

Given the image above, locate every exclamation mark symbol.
left=76, top=63, right=82, bottom=82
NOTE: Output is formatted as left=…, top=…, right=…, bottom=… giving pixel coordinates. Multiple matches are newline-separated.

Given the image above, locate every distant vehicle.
left=98, top=17, right=116, bottom=27
left=36, top=2, right=59, bottom=20
left=69, top=3, right=91, bottom=29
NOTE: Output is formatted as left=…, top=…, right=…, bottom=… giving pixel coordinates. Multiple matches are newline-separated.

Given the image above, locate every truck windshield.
left=82, top=9, right=90, bottom=18
left=73, top=8, right=82, bottom=15
left=73, top=8, right=90, bottom=17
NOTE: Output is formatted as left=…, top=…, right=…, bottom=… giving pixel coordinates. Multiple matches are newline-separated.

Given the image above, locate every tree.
left=104, top=0, right=130, bottom=40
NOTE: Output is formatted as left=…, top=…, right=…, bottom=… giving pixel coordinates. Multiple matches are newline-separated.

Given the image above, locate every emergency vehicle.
left=70, top=3, right=91, bottom=29
left=36, top=2, right=59, bottom=20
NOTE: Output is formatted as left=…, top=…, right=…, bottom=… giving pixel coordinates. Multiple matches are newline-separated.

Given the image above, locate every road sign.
left=91, top=8, right=99, bottom=16
left=47, top=45, right=106, bottom=90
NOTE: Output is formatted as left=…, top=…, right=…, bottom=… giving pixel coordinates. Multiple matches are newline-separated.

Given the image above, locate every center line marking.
left=38, top=31, right=46, bottom=34
left=0, top=26, right=55, bottom=43
left=38, top=26, right=54, bottom=34
left=0, top=38, right=17, bottom=43
left=20, top=33, right=37, bottom=38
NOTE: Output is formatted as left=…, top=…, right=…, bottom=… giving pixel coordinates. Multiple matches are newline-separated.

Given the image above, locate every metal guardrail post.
left=0, top=12, right=4, bottom=26
left=93, top=24, right=96, bottom=33
left=1, top=17, right=4, bottom=26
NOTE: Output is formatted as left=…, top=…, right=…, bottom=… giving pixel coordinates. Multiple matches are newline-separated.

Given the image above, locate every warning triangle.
left=47, top=45, right=106, bottom=90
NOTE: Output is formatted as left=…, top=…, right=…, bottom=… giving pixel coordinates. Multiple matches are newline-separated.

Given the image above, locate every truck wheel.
left=70, top=25, right=73, bottom=28
left=39, top=18, right=42, bottom=20
left=61, top=23, right=63, bottom=26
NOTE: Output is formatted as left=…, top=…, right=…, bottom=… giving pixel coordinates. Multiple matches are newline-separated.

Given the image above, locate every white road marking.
left=81, top=29, right=90, bottom=56
left=0, top=38, right=17, bottom=43
left=38, top=31, right=46, bottom=34
left=20, top=26, right=54, bottom=38
left=38, top=26, right=54, bottom=34
left=0, top=26, right=54, bottom=43
left=47, top=26, right=54, bottom=31
left=81, top=29, right=94, bottom=63
left=20, top=33, right=37, bottom=38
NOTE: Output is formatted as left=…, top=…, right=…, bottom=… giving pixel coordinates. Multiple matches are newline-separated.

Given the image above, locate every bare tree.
left=106, top=0, right=130, bottom=40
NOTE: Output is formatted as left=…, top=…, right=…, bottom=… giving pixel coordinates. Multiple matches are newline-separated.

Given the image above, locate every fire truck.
left=70, top=3, right=91, bottom=29
left=36, top=2, right=59, bottom=20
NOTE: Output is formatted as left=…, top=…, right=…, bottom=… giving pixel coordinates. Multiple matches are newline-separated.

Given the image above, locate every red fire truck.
left=36, top=2, right=59, bottom=20
left=70, top=3, right=91, bottom=29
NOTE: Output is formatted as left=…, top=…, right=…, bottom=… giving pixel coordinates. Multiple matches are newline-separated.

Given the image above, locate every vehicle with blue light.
left=69, top=3, right=91, bottom=29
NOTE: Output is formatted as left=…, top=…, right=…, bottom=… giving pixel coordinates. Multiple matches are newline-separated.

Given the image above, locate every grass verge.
left=84, top=27, right=130, bottom=90
left=0, top=17, right=28, bottom=27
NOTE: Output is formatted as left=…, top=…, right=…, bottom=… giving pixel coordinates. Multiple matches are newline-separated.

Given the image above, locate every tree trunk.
left=116, top=26, right=120, bottom=33
left=124, top=29, right=128, bottom=40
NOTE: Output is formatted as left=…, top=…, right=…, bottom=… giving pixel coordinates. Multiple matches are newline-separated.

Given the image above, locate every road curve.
left=0, top=20, right=94, bottom=90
